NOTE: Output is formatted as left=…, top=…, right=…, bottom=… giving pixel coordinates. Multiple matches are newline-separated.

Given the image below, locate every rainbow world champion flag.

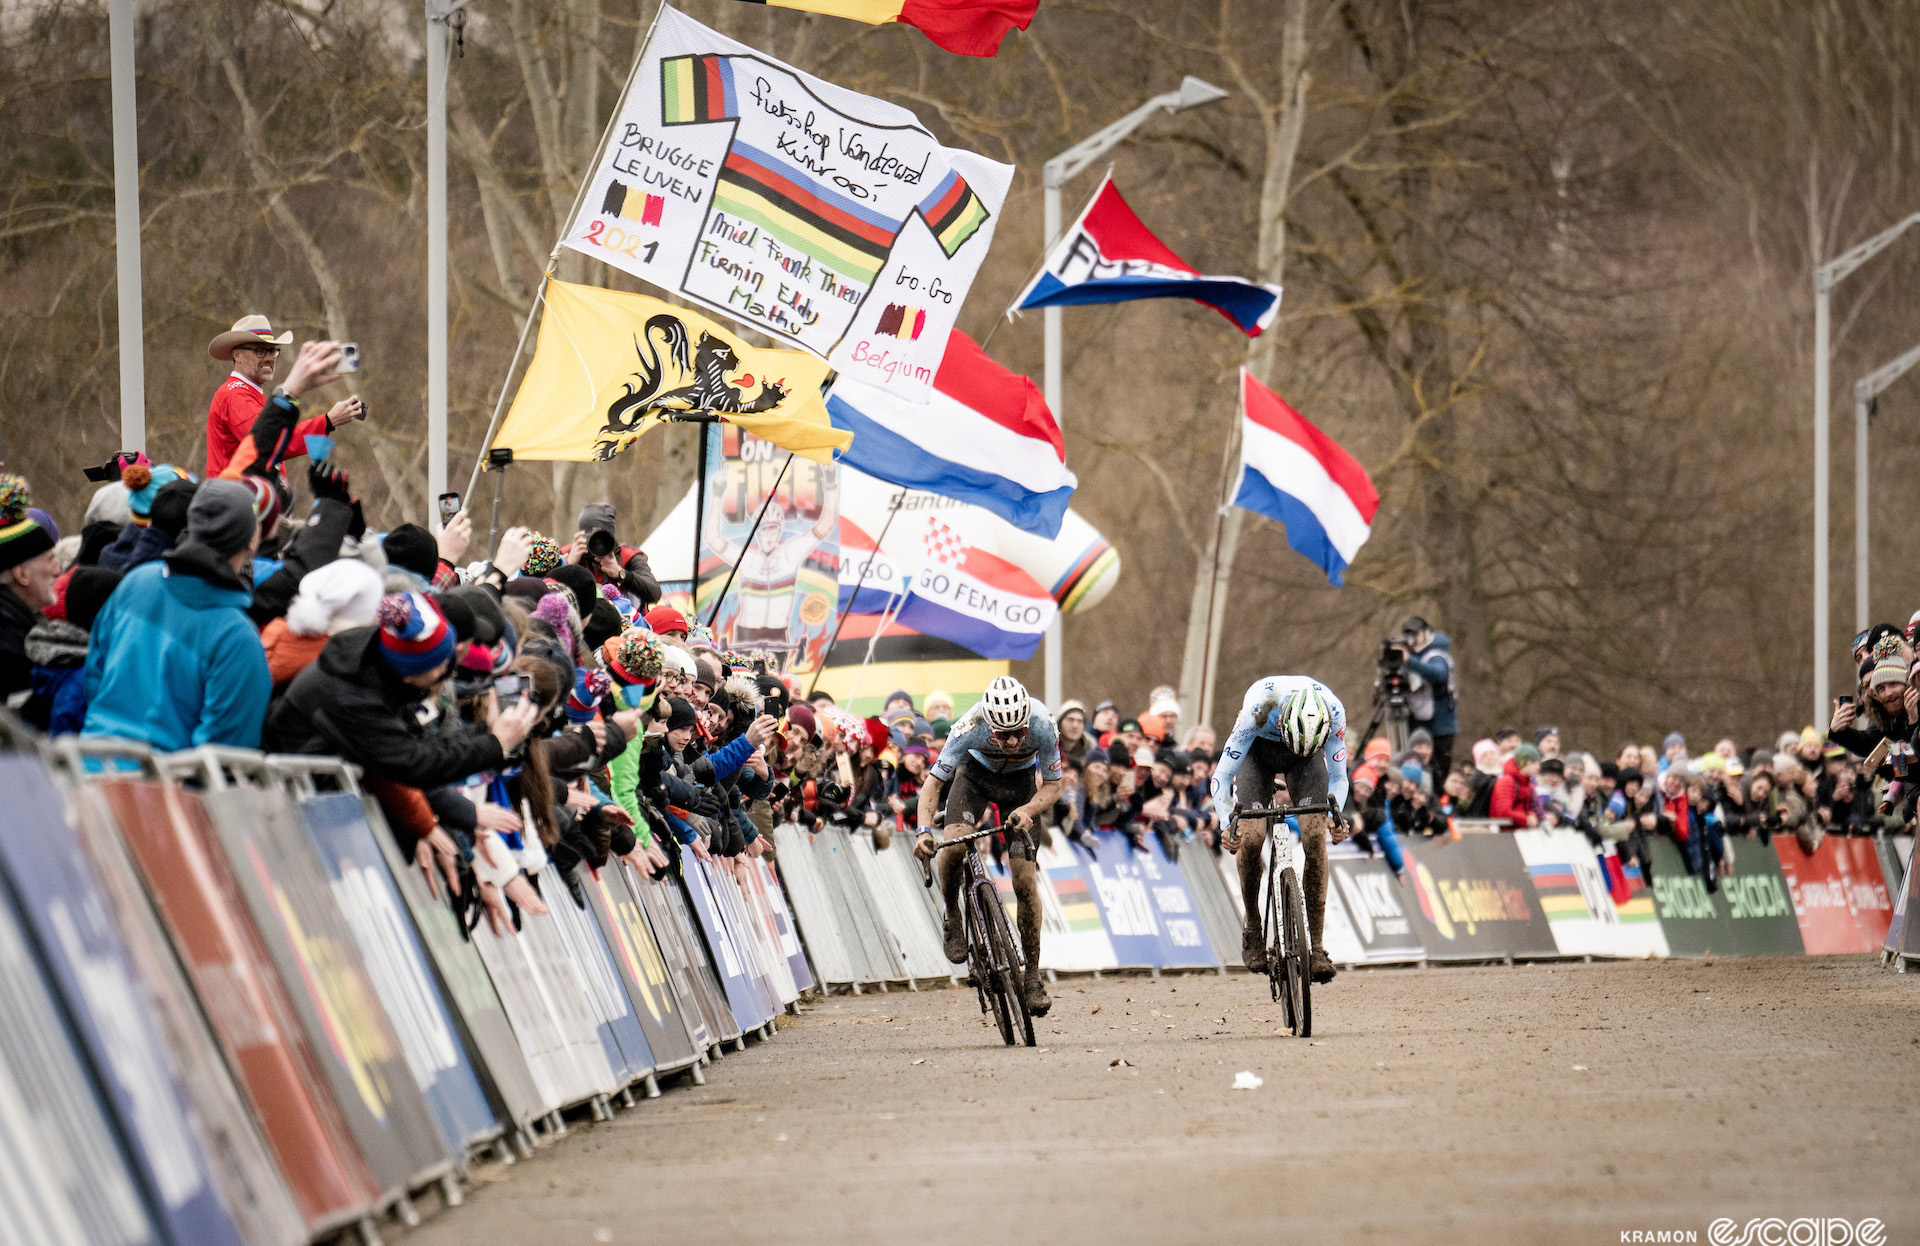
left=661, top=54, right=990, bottom=286
left=729, top=0, right=1039, bottom=58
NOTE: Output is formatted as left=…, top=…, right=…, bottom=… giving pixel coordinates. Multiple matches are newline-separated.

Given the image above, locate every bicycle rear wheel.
left=977, top=881, right=1033, bottom=1047
left=1280, top=866, right=1312, bottom=1038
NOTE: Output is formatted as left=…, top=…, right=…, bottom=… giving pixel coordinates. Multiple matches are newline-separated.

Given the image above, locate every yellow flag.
left=493, top=280, right=850, bottom=465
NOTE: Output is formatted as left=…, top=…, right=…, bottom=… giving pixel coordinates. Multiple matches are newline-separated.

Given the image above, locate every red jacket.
left=1489, top=759, right=1536, bottom=829
left=205, top=375, right=328, bottom=478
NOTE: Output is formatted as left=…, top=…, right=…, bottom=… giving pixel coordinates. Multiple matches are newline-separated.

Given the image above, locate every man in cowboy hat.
left=205, top=315, right=364, bottom=478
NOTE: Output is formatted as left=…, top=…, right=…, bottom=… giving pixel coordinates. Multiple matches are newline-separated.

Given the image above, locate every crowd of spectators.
left=0, top=315, right=1913, bottom=935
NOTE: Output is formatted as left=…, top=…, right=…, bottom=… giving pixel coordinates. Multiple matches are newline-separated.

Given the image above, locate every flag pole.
left=807, top=491, right=906, bottom=698
left=704, top=452, right=795, bottom=630
left=463, top=2, right=667, bottom=500
left=848, top=586, right=910, bottom=708
left=1195, top=371, right=1247, bottom=724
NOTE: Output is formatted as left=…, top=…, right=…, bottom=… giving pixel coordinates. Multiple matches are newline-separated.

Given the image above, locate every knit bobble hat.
left=602, top=631, right=663, bottom=686
left=123, top=463, right=184, bottom=524
left=1869, top=634, right=1911, bottom=688
left=567, top=668, right=611, bottom=723
left=287, top=558, right=384, bottom=637
left=376, top=591, right=455, bottom=677
left=0, top=475, right=54, bottom=573
left=522, top=534, right=564, bottom=577
left=531, top=592, right=575, bottom=653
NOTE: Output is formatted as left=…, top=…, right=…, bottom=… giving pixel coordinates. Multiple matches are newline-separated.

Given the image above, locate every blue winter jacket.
left=83, top=544, right=272, bottom=751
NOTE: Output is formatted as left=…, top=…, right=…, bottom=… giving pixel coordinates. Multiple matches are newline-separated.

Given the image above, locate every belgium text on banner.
left=892, top=516, right=1057, bottom=659
left=1011, top=174, right=1282, bottom=337
left=728, top=0, right=1039, bottom=58
left=826, top=329, right=1076, bottom=537
left=563, top=6, right=1014, bottom=402
left=1231, top=370, right=1378, bottom=587
left=493, top=281, right=848, bottom=465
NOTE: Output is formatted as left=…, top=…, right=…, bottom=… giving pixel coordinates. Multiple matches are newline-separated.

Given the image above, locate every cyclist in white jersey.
left=914, top=676, right=1062, bottom=1016
left=1210, top=676, right=1354, bottom=984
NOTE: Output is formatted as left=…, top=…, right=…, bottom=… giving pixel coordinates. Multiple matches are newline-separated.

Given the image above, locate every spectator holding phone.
left=205, top=318, right=365, bottom=479
left=1830, top=634, right=1918, bottom=759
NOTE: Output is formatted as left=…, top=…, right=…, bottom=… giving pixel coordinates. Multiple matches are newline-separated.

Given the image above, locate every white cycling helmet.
left=1277, top=686, right=1332, bottom=755
left=980, top=676, right=1031, bottom=732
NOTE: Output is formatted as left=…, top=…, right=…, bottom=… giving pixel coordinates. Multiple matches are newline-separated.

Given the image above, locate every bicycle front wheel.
left=1266, top=855, right=1289, bottom=1016
left=1280, top=866, right=1312, bottom=1038
left=977, top=881, right=1033, bottom=1047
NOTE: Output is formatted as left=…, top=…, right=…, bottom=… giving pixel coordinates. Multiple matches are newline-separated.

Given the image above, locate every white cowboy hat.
left=208, top=314, right=294, bottom=361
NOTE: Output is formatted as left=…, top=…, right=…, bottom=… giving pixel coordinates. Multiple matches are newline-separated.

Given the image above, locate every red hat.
left=864, top=716, right=891, bottom=754
left=784, top=703, right=818, bottom=741
left=645, top=605, right=689, bottom=637
left=1352, top=764, right=1380, bottom=789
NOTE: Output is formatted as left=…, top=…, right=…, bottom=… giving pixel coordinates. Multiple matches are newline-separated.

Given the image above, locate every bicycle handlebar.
left=1236, top=800, right=1341, bottom=821
left=916, top=814, right=1033, bottom=887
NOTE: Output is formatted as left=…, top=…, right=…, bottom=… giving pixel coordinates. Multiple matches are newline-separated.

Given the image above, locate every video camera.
left=1376, top=637, right=1410, bottom=710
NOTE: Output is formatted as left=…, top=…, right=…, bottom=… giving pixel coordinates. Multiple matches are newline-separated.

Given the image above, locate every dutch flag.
left=826, top=330, right=1076, bottom=538
left=1231, top=369, right=1379, bottom=586
left=1011, top=174, right=1283, bottom=337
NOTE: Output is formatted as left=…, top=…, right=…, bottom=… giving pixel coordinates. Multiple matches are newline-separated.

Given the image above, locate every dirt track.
left=405, top=957, right=1920, bottom=1245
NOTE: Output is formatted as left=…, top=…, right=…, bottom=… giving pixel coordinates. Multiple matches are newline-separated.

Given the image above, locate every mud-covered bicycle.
left=1235, top=799, right=1338, bottom=1038
left=920, top=812, right=1035, bottom=1048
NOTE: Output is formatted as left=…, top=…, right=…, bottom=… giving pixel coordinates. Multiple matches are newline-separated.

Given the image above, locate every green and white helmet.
left=1277, top=686, right=1333, bottom=755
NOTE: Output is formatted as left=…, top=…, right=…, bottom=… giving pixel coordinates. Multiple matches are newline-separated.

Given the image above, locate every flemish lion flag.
left=731, top=0, right=1038, bottom=58
left=494, top=280, right=851, bottom=465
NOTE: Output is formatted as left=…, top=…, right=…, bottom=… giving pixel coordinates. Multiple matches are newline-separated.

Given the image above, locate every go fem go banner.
left=561, top=5, right=1013, bottom=401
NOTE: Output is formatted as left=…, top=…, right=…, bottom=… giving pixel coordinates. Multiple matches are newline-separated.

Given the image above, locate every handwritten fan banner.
left=562, top=5, right=1014, bottom=403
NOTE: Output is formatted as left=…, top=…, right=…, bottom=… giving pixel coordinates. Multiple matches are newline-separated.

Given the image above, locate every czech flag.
left=895, top=519, right=1057, bottom=660
left=1230, top=370, right=1378, bottom=586
left=730, top=0, right=1039, bottom=57
left=827, top=330, right=1077, bottom=538
left=1012, top=174, right=1282, bottom=337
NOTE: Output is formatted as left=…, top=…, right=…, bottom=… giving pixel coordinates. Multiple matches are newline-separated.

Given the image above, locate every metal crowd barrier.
left=0, top=713, right=806, bottom=1244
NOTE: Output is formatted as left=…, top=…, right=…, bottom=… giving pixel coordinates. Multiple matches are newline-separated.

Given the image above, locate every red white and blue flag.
left=894, top=518, right=1056, bottom=659
left=1231, top=370, right=1378, bottom=586
left=826, top=330, right=1076, bottom=537
left=1011, top=174, right=1282, bottom=336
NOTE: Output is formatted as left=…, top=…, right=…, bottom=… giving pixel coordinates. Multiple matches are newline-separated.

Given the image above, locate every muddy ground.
left=404, top=957, right=1920, bottom=1245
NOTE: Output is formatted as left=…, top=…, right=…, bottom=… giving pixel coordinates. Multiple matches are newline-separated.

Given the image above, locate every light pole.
left=1039, top=75, right=1229, bottom=707
left=426, top=0, right=470, bottom=513
left=1813, top=211, right=1920, bottom=721
left=1853, top=342, right=1920, bottom=634
left=108, top=0, right=144, bottom=453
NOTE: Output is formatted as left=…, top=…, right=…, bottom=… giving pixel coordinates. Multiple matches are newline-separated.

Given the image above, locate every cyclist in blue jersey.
left=914, top=676, right=1062, bottom=1016
left=1210, top=676, right=1354, bottom=985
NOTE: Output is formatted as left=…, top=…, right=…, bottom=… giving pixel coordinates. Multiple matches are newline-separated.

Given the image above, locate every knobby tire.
left=1281, top=866, right=1312, bottom=1038
left=979, top=880, right=1033, bottom=1047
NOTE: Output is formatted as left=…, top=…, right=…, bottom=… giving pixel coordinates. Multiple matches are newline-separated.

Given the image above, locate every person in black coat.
left=265, top=592, right=538, bottom=789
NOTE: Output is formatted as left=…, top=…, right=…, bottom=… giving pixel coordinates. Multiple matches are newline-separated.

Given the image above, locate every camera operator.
left=571, top=502, right=662, bottom=607
left=1389, top=615, right=1457, bottom=779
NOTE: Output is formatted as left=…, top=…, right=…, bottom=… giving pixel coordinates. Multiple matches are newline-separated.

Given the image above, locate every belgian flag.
left=729, top=0, right=1039, bottom=58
